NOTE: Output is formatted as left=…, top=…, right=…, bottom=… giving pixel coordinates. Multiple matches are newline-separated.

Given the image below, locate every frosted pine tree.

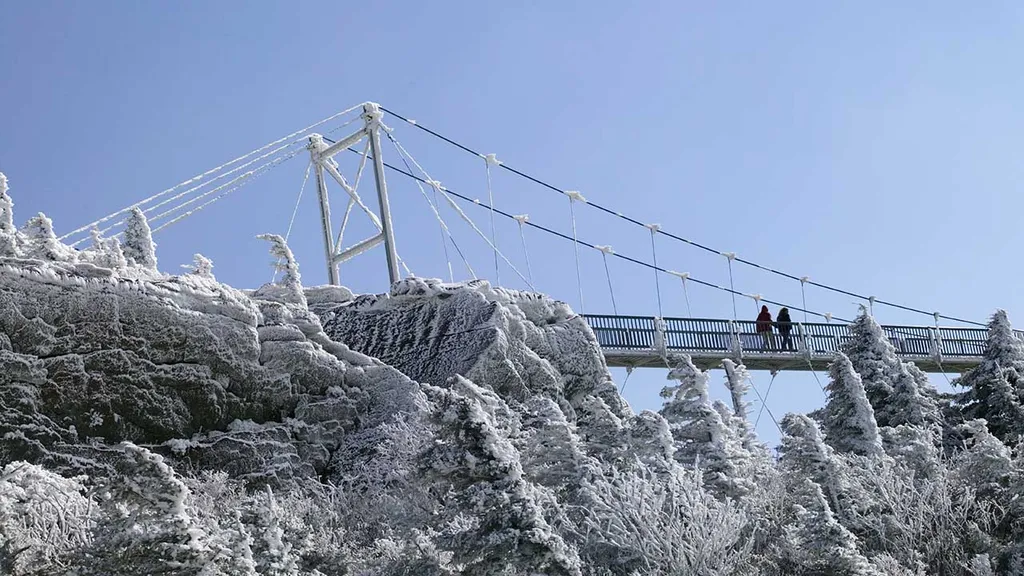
left=823, top=353, right=884, bottom=457
left=20, top=213, right=64, bottom=261
left=779, top=413, right=844, bottom=510
left=624, top=410, right=676, bottom=470
left=845, top=309, right=941, bottom=430
left=519, top=396, right=593, bottom=491
left=249, top=488, right=300, bottom=576
left=660, top=354, right=753, bottom=499
left=951, top=419, right=1014, bottom=502
left=574, top=395, right=629, bottom=464
left=420, top=377, right=583, bottom=576
left=957, top=310, right=1024, bottom=444
left=75, top=443, right=215, bottom=575
left=184, top=253, right=215, bottom=279
left=0, top=173, right=12, bottom=233
left=123, top=207, right=158, bottom=270
left=0, top=174, right=17, bottom=257
left=87, top=227, right=128, bottom=269
left=722, top=359, right=769, bottom=460
left=782, top=479, right=880, bottom=576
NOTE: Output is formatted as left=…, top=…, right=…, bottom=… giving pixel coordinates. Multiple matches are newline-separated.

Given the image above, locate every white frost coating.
left=844, top=310, right=941, bottom=432
left=183, top=253, right=214, bottom=278
left=958, top=310, right=1024, bottom=444
left=123, top=207, right=158, bottom=270
left=566, top=190, right=586, bottom=203
left=0, top=172, right=13, bottom=233
left=823, top=352, right=884, bottom=457
left=254, top=234, right=304, bottom=306
left=0, top=196, right=1020, bottom=573
left=660, top=354, right=754, bottom=499
left=785, top=479, right=878, bottom=574
left=21, top=213, right=70, bottom=262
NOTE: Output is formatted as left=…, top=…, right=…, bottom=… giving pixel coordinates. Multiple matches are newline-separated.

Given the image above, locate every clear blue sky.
left=3, top=2, right=1023, bottom=445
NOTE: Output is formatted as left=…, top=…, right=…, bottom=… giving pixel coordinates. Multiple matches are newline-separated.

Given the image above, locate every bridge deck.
left=582, top=314, right=1000, bottom=374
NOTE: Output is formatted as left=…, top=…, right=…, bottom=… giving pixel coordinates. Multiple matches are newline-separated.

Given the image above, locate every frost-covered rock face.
left=0, top=256, right=430, bottom=487
left=319, top=277, right=629, bottom=427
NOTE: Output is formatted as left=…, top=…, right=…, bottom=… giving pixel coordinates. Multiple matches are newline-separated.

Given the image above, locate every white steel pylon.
left=306, top=102, right=400, bottom=286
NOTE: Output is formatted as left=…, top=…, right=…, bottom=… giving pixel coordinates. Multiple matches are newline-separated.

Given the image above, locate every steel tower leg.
left=308, top=135, right=339, bottom=285
left=364, top=103, right=401, bottom=286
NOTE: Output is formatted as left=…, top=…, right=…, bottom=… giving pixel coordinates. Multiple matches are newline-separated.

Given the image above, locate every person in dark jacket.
left=776, top=307, right=794, bottom=351
left=756, top=305, right=775, bottom=349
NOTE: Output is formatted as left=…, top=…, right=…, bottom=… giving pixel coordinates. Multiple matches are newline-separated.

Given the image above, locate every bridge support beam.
left=306, top=102, right=401, bottom=287
left=364, top=103, right=401, bottom=286
left=308, top=135, right=339, bottom=286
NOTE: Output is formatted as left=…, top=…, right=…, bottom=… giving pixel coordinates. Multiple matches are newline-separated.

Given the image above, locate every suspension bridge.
left=58, top=102, right=1005, bottom=375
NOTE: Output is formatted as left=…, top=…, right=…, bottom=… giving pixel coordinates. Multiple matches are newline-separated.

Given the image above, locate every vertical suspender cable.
left=682, top=276, right=692, bottom=318
left=514, top=214, right=534, bottom=288
left=724, top=252, right=738, bottom=321
left=668, top=271, right=693, bottom=318
left=597, top=245, right=618, bottom=315
left=483, top=154, right=501, bottom=285
left=273, top=160, right=313, bottom=283
left=435, top=183, right=454, bottom=282
left=567, top=191, right=586, bottom=313
left=646, top=224, right=663, bottom=318
left=800, top=277, right=809, bottom=324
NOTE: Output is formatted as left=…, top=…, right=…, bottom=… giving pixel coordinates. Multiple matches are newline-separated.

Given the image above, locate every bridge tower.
left=307, top=102, right=400, bottom=286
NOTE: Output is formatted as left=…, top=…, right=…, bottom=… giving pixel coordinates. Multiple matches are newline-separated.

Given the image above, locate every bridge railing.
left=581, top=314, right=1009, bottom=361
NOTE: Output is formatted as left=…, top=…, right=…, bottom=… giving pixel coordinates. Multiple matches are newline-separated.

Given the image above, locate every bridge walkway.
left=582, top=314, right=998, bottom=373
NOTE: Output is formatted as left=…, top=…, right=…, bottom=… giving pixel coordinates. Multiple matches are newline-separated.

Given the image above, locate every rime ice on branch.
left=123, top=207, right=158, bottom=270
left=823, top=352, right=883, bottom=458
left=21, top=213, right=63, bottom=261
left=0, top=172, right=13, bottom=233
left=957, top=310, right=1024, bottom=445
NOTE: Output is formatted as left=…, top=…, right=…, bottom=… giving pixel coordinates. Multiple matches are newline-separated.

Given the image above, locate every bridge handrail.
left=580, top=313, right=1016, bottom=360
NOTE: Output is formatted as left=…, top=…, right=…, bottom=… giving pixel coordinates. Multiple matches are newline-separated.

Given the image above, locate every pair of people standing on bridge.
left=756, top=305, right=794, bottom=351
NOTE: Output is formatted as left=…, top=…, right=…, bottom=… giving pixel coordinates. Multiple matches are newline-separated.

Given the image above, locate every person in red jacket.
left=756, top=305, right=775, bottom=349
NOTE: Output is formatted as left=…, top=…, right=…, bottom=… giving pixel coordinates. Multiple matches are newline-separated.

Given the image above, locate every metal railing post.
left=654, top=317, right=667, bottom=358
left=798, top=323, right=811, bottom=358
left=928, top=327, right=944, bottom=364
left=729, top=320, right=743, bottom=361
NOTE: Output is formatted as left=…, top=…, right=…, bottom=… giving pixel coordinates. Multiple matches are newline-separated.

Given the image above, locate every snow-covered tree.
left=823, top=353, right=884, bottom=457
left=0, top=173, right=13, bottom=234
left=123, top=207, right=157, bottom=270
left=75, top=443, right=214, bottom=575
left=660, top=354, right=753, bottom=500
left=722, top=359, right=769, bottom=459
left=0, top=175, right=17, bottom=257
left=420, top=378, right=582, bottom=576
left=844, top=310, right=942, bottom=431
left=779, top=413, right=843, bottom=508
left=957, top=310, right=1024, bottom=445
left=951, top=419, right=1014, bottom=502
left=258, top=233, right=300, bottom=289
left=519, top=396, right=592, bottom=492
left=184, top=253, right=215, bottom=278
left=577, top=463, right=752, bottom=574
left=0, top=462, right=91, bottom=575
left=782, top=478, right=879, bottom=576
left=20, top=213, right=64, bottom=261
left=86, top=227, right=127, bottom=269
left=574, top=395, right=629, bottom=464
left=249, top=488, right=300, bottom=576
left=624, top=410, right=676, bottom=470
